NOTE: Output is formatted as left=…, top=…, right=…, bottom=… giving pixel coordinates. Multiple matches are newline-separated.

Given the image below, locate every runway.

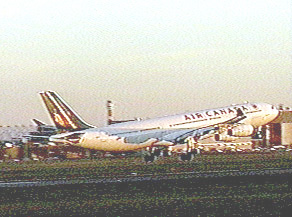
left=1, top=167, right=292, bottom=188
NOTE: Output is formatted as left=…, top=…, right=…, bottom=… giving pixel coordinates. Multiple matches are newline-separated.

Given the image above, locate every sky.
left=0, top=0, right=291, bottom=126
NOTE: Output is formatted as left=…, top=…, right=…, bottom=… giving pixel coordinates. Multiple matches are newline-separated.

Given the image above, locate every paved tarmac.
left=1, top=167, right=292, bottom=188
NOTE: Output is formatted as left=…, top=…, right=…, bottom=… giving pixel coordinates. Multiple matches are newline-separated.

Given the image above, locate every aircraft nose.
left=268, top=105, right=280, bottom=120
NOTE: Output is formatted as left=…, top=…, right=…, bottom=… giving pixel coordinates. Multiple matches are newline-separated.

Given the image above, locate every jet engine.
left=214, top=134, right=237, bottom=142
left=227, top=124, right=255, bottom=137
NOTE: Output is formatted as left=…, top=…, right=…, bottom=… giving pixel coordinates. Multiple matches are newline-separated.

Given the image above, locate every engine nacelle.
left=214, top=134, right=237, bottom=142
left=227, top=124, right=255, bottom=137
left=216, top=124, right=231, bottom=134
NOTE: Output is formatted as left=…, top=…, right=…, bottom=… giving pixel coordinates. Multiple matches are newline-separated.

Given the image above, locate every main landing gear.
left=180, top=152, right=194, bottom=161
left=143, top=148, right=161, bottom=163
left=179, top=149, right=200, bottom=161
left=143, top=136, right=200, bottom=163
left=179, top=136, right=200, bottom=161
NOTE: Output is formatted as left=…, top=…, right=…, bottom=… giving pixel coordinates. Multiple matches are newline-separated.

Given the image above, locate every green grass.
left=1, top=152, right=292, bottom=216
left=0, top=151, right=292, bottom=181
left=0, top=178, right=292, bottom=216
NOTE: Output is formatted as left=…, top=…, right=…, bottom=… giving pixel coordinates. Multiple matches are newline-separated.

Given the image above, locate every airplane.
left=31, top=119, right=58, bottom=135
left=22, top=119, right=59, bottom=143
left=39, top=91, right=279, bottom=162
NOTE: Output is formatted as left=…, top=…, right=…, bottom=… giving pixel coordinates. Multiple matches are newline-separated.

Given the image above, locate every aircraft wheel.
left=180, top=152, right=194, bottom=161
left=161, top=150, right=170, bottom=157
left=144, top=154, right=157, bottom=163
left=153, top=149, right=161, bottom=157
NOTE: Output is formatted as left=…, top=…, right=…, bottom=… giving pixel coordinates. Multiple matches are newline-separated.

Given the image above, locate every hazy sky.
left=0, top=0, right=291, bottom=126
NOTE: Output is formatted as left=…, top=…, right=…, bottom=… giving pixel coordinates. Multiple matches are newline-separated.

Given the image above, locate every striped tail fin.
left=39, top=91, right=95, bottom=130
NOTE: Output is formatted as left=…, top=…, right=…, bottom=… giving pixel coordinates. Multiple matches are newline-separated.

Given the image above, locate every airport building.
left=269, top=109, right=292, bottom=146
left=0, top=125, right=36, bottom=142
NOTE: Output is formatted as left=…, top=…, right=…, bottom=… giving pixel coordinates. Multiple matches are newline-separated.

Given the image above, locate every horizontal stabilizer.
left=31, top=119, right=47, bottom=126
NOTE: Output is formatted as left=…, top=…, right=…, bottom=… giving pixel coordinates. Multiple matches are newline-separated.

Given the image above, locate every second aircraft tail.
left=39, top=91, right=95, bottom=131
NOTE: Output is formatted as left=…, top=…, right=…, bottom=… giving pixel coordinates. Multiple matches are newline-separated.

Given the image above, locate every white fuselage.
left=100, top=102, right=278, bottom=130
left=50, top=102, right=279, bottom=152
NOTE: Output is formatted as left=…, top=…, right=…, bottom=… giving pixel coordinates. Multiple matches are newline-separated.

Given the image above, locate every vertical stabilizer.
left=39, top=91, right=95, bottom=130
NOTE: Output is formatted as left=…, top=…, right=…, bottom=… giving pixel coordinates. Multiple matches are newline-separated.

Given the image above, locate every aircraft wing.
left=166, top=107, right=247, bottom=143
left=160, top=127, right=215, bottom=144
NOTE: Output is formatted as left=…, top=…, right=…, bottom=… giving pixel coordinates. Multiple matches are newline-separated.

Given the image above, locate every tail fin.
left=39, top=91, right=95, bottom=130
